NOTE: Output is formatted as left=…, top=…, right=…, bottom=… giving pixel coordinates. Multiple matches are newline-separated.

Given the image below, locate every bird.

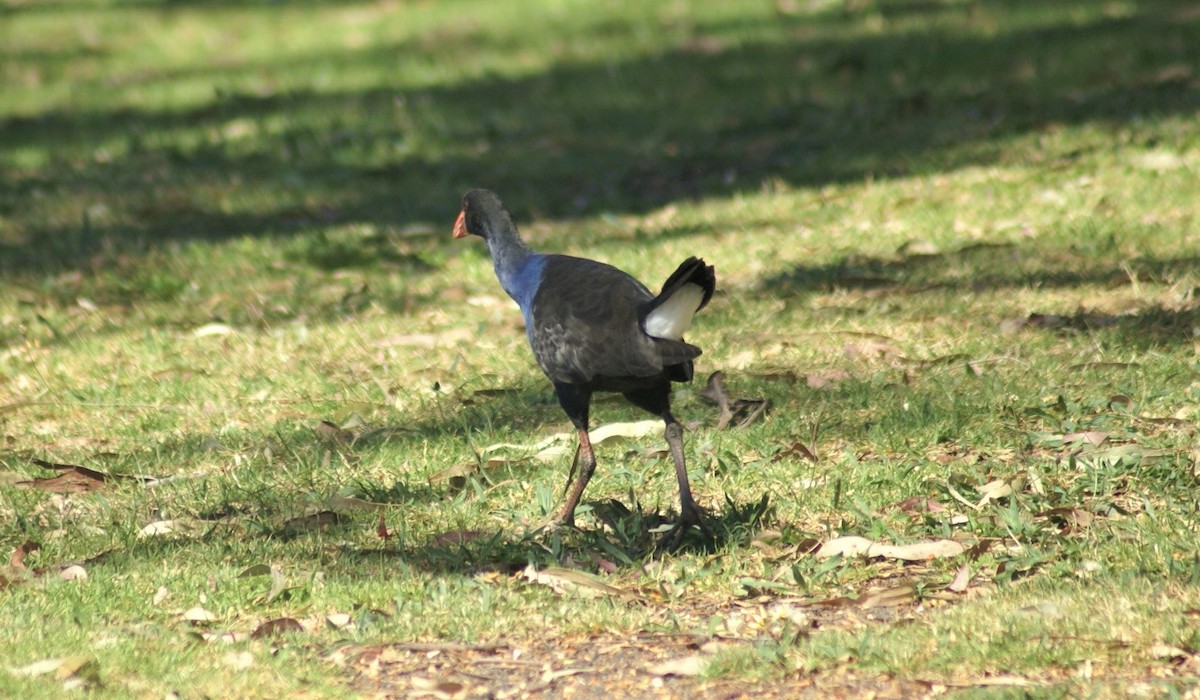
left=452, top=189, right=716, bottom=544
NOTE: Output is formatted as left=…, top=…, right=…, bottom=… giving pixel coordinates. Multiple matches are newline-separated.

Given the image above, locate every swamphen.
left=453, top=189, right=716, bottom=543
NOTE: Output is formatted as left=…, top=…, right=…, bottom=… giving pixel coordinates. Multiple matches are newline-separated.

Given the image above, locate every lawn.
left=2, top=0, right=1199, bottom=696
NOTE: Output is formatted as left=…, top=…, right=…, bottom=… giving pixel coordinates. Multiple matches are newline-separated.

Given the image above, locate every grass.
left=2, top=0, right=1200, bottom=695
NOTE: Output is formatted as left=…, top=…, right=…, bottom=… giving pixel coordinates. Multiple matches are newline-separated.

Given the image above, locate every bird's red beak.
left=452, top=209, right=469, bottom=239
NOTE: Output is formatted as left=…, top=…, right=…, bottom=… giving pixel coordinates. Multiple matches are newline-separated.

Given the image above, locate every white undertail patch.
left=644, top=284, right=705, bottom=340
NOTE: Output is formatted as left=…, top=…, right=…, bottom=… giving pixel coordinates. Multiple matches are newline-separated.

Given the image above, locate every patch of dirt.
left=330, top=632, right=938, bottom=699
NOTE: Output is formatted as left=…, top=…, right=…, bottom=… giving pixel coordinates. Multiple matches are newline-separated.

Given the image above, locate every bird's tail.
left=642, top=257, right=716, bottom=341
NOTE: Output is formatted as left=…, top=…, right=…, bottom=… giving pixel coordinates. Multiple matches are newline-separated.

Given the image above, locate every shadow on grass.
left=337, top=491, right=773, bottom=578
left=2, top=0, right=1197, bottom=276
left=763, top=242, right=1200, bottom=346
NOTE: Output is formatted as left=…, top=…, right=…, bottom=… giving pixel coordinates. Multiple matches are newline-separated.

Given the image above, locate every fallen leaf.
left=1107, top=395, right=1135, bottom=411
left=589, top=420, right=663, bottom=445
left=857, top=584, right=918, bottom=608
left=898, top=353, right=970, bottom=369
left=202, top=631, right=249, bottom=644
left=9, top=657, right=69, bottom=677
left=9, top=540, right=39, bottom=569
left=1062, top=431, right=1110, bottom=447
left=427, top=463, right=478, bottom=490
left=521, top=564, right=634, bottom=599
left=315, top=421, right=354, bottom=444
left=772, top=441, right=818, bottom=463
left=9, top=654, right=98, bottom=690
left=137, top=519, right=195, bottom=539
left=279, top=511, right=345, bottom=538
left=1037, top=507, right=1094, bottom=530
left=817, top=536, right=965, bottom=561
left=815, top=535, right=874, bottom=558
left=326, top=613, right=354, bottom=630
left=647, top=654, right=706, bottom=677
left=193, top=323, right=234, bottom=337
left=23, top=458, right=156, bottom=493
left=976, top=478, right=1014, bottom=506
left=805, top=370, right=851, bottom=390
left=221, top=651, right=254, bottom=670
left=698, top=371, right=734, bottom=428
left=947, top=564, right=971, bottom=593
left=251, top=618, right=306, bottom=639
left=891, top=497, right=946, bottom=514
left=410, top=676, right=467, bottom=698
left=238, top=564, right=273, bottom=578
left=183, top=606, right=219, bottom=623
left=843, top=340, right=901, bottom=361
left=1151, top=644, right=1191, bottom=661
left=59, top=565, right=87, bottom=581
left=327, top=494, right=389, bottom=512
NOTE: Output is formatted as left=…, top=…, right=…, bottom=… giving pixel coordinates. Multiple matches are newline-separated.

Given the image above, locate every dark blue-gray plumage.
left=453, top=189, right=715, bottom=542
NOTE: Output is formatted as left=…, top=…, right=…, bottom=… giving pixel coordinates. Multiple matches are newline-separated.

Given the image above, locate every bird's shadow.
left=346, top=491, right=774, bottom=579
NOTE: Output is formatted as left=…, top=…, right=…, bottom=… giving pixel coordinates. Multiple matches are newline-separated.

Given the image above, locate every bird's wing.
left=530, top=256, right=667, bottom=384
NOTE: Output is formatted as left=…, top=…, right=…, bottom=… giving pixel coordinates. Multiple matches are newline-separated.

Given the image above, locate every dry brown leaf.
left=137, top=519, right=197, bottom=539
left=698, top=371, right=733, bottom=428
left=279, top=511, right=345, bottom=537
left=773, top=441, right=818, bottom=463
left=221, top=651, right=254, bottom=670
left=316, top=420, right=354, bottom=444
left=817, top=536, right=965, bottom=561
left=251, top=617, right=306, bottom=640
left=857, top=584, right=917, bottom=608
left=898, top=353, right=970, bottom=369
left=947, top=564, right=971, bottom=593
left=1037, top=507, right=1095, bottom=530
left=9, top=654, right=98, bottom=689
left=891, top=497, right=946, bottom=514
left=327, top=494, right=389, bottom=513
left=647, top=654, right=706, bottom=677
left=202, top=631, right=249, bottom=644
left=193, top=323, right=234, bottom=337
left=976, top=478, right=1014, bottom=506
left=410, top=676, right=467, bottom=699
left=805, top=370, right=851, bottom=390
left=1151, top=644, right=1192, bottom=661
left=1062, top=431, right=1110, bottom=446
left=23, top=458, right=157, bottom=493
left=59, top=565, right=87, bottom=581
left=843, top=340, right=901, bottom=361
left=427, top=463, right=477, bottom=490
left=326, top=613, right=354, bottom=630
left=589, top=420, right=663, bottom=445
left=9, top=540, right=39, bottom=569
left=183, top=606, right=219, bottom=623
left=697, top=371, right=768, bottom=428
left=521, top=564, right=633, bottom=599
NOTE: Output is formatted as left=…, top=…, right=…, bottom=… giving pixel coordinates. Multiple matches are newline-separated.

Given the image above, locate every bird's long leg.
left=664, top=417, right=703, bottom=525
left=551, top=383, right=594, bottom=527
left=623, top=384, right=711, bottom=548
left=555, top=428, right=595, bottom=526
left=662, top=413, right=712, bottom=549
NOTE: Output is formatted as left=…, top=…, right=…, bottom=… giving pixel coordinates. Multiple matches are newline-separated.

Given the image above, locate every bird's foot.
left=656, top=502, right=714, bottom=553
left=539, top=507, right=577, bottom=534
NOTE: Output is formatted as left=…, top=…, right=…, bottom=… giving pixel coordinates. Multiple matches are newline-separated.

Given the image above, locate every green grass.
left=2, top=0, right=1200, bottom=696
